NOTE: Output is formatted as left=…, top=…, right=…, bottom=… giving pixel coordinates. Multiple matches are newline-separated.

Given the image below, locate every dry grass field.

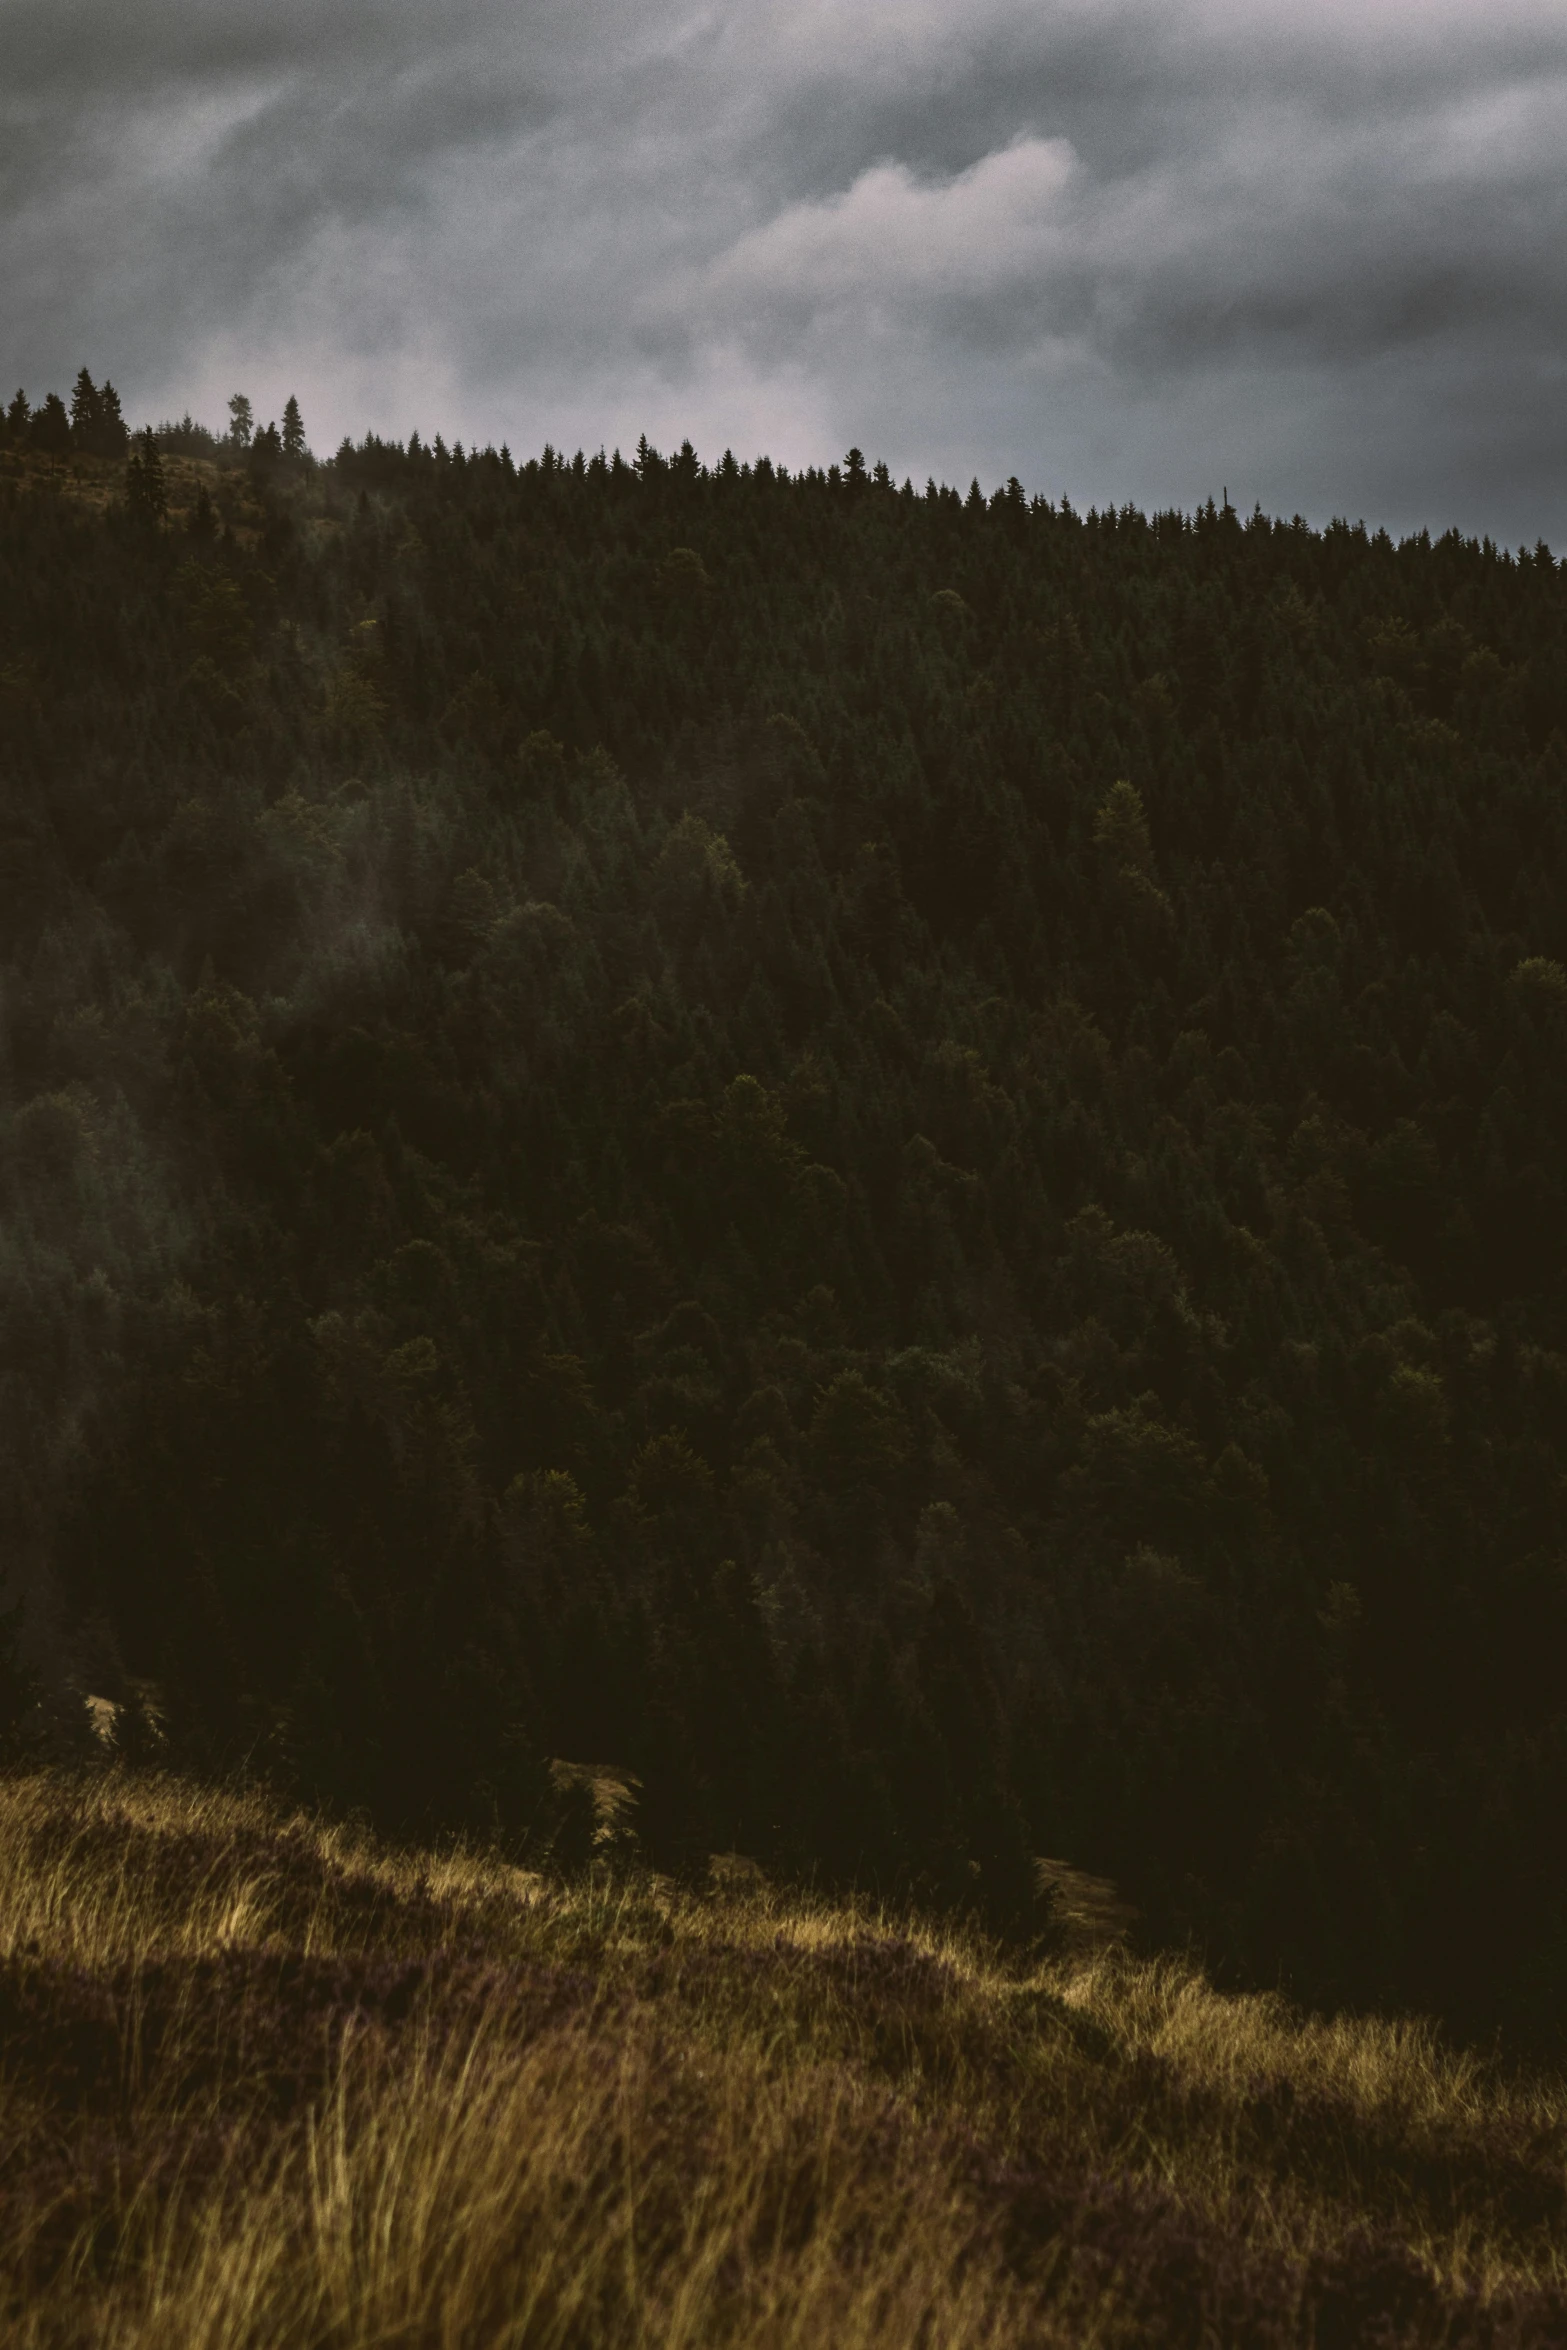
left=0, top=1768, right=1563, bottom=2348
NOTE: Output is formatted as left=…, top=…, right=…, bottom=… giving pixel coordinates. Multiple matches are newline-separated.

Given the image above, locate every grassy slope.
left=0, top=1775, right=1563, bottom=2347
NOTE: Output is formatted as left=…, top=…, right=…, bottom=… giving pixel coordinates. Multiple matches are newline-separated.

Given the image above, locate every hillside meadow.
left=0, top=1766, right=1563, bottom=2348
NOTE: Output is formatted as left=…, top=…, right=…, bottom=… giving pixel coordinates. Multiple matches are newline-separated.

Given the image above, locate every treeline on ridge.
left=2, top=387, right=1566, bottom=2053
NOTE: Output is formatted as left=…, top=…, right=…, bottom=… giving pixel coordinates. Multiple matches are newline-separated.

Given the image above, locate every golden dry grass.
left=0, top=1770, right=1562, bottom=2347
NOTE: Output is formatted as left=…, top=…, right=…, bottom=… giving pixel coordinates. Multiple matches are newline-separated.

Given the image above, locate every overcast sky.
left=3, top=0, right=1564, bottom=541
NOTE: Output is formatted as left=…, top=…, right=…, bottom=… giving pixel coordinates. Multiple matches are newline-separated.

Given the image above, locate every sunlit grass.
left=0, top=1769, right=1562, bottom=2346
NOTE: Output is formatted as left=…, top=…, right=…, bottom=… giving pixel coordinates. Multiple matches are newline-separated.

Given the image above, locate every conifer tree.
left=96, top=379, right=129, bottom=455
left=124, top=425, right=168, bottom=522
left=30, top=392, right=71, bottom=455
left=70, top=367, right=101, bottom=444
left=67, top=368, right=130, bottom=457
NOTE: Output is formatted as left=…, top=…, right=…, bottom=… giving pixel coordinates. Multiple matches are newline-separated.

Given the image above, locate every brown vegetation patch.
left=0, top=1771, right=1563, bottom=2347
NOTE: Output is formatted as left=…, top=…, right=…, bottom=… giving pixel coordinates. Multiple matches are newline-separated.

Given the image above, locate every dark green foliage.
left=29, top=393, right=71, bottom=456
left=68, top=370, right=129, bottom=459
left=123, top=429, right=168, bottom=524
left=3, top=426, right=1567, bottom=2045
left=0, top=1606, right=41, bottom=1765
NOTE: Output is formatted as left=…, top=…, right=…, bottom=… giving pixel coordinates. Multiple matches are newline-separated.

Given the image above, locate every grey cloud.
left=1, top=0, right=1563, bottom=539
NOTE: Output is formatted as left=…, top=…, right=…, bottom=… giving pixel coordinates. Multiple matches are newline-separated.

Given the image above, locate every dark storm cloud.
left=2, top=0, right=1563, bottom=538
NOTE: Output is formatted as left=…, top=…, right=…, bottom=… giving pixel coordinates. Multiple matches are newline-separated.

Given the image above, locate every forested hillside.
left=3, top=389, right=1566, bottom=2049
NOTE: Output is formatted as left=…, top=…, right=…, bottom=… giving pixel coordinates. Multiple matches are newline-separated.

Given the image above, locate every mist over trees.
left=2, top=388, right=1566, bottom=2051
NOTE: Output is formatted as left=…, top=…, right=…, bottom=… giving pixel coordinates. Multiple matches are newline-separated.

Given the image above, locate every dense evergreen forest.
left=3, top=381, right=1565, bottom=2052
